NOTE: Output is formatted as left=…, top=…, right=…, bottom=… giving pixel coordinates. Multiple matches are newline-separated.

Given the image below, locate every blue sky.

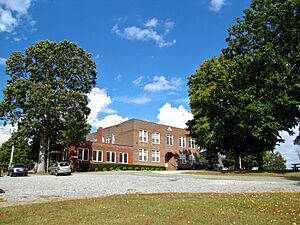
left=0, top=0, right=299, bottom=166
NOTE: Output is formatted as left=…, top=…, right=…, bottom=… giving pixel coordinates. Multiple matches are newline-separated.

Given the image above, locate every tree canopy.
left=0, top=40, right=97, bottom=173
left=188, top=0, right=299, bottom=170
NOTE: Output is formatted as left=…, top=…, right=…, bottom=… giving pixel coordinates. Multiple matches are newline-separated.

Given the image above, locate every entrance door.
left=165, top=152, right=177, bottom=170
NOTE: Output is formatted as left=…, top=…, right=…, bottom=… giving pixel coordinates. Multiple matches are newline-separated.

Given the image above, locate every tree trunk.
left=37, top=136, right=47, bottom=173
left=234, top=151, right=241, bottom=170
left=257, top=152, right=263, bottom=170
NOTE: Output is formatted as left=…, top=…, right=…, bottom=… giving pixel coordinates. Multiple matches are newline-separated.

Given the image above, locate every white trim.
left=106, top=151, right=116, bottom=163
left=92, top=150, right=103, bottom=162
left=78, top=148, right=89, bottom=161
left=119, top=152, right=128, bottom=164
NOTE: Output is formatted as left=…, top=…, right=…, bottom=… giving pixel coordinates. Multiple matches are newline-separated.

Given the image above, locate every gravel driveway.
left=0, top=171, right=299, bottom=205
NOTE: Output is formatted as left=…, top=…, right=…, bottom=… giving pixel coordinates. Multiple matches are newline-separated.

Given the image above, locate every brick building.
left=71, top=119, right=200, bottom=170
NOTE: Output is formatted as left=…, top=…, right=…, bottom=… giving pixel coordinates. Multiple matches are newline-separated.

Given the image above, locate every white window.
left=179, top=137, right=186, bottom=148
left=167, top=135, right=173, bottom=146
left=138, top=149, right=148, bottom=161
left=92, top=150, right=103, bottom=162
left=78, top=148, right=89, bottom=161
left=179, top=154, right=186, bottom=164
left=106, top=151, right=116, bottom=163
left=152, top=132, right=160, bottom=144
left=152, top=150, right=160, bottom=162
left=112, top=134, right=116, bottom=144
left=189, top=154, right=196, bottom=164
left=189, top=138, right=196, bottom=149
left=139, top=130, right=148, bottom=142
left=105, top=137, right=111, bottom=144
left=119, top=152, right=128, bottom=164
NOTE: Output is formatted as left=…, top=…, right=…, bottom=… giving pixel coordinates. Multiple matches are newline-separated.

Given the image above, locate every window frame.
left=139, top=130, right=148, bottom=143
left=167, top=134, right=174, bottom=146
left=179, top=136, right=186, bottom=148
left=152, top=132, right=160, bottom=144
left=92, top=150, right=103, bottom=162
left=178, top=154, right=186, bottom=164
left=119, top=152, right=128, bottom=164
left=152, top=150, right=160, bottom=163
left=106, top=151, right=116, bottom=163
left=189, top=138, right=196, bottom=149
left=78, top=148, right=89, bottom=161
left=138, top=149, right=148, bottom=162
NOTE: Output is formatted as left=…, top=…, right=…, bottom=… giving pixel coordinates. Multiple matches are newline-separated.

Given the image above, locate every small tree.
left=265, top=151, right=287, bottom=170
left=0, top=137, right=33, bottom=169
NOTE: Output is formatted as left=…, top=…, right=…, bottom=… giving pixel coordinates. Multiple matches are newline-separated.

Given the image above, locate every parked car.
left=7, top=163, right=28, bottom=176
left=50, top=162, right=71, bottom=176
left=191, top=162, right=218, bottom=170
left=191, top=162, right=208, bottom=170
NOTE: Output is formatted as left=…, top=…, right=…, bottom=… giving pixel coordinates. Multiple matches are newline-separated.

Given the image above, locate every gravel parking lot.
left=0, top=171, right=299, bottom=205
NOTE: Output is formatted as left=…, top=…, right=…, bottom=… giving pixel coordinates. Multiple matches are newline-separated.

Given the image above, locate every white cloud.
left=114, top=96, right=152, bottom=105
left=93, top=114, right=128, bottom=129
left=276, top=126, right=300, bottom=168
left=209, top=0, right=226, bottom=12
left=133, top=76, right=144, bottom=86
left=87, top=88, right=117, bottom=127
left=0, top=125, right=12, bottom=145
left=0, top=124, right=17, bottom=145
left=0, top=57, right=6, bottom=66
left=0, top=0, right=34, bottom=33
left=157, top=103, right=193, bottom=129
left=145, top=18, right=158, bottom=28
left=112, top=18, right=176, bottom=48
left=144, top=76, right=183, bottom=92
left=114, top=74, right=123, bottom=81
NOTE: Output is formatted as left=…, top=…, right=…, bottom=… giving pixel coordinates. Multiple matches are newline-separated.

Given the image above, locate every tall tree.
left=223, top=0, right=300, bottom=140
left=0, top=40, right=97, bottom=173
left=188, top=55, right=245, bottom=169
left=188, top=54, right=282, bottom=170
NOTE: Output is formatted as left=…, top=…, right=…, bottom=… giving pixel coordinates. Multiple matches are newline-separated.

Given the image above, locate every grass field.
left=0, top=193, right=299, bottom=225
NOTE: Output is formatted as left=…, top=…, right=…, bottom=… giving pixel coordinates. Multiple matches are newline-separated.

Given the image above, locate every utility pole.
left=46, top=137, right=50, bottom=174
left=9, top=126, right=15, bottom=165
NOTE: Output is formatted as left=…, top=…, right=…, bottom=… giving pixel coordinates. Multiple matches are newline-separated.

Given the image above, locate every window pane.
left=139, top=150, right=143, bottom=161
left=78, top=149, right=82, bottom=160
left=119, top=153, right=123, bottom=163
left=93, top=151, right=97, bottom=161
left=112, top=152, right=115, bottom=162
left=84, top=149, right=88, bottom=161
left=98, top=151, right=102, bottom=162
left=106, top=152, right=110, bottom=162
left=124, top=153, right=128, bottom=163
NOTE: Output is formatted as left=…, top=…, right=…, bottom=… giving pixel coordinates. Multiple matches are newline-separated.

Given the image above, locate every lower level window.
left=138, top=149, right=148, bottom=161
left=93, top=150, right=103, bottom=162
left=106, top=151, right=116, bottom=163
left=119, top=152, right=128, bottom=164
left=189, top=154, right=196, bottom=164
left=78, top=148, right=89, bottom=161
left=152, top=150, right=160, bottom=162
left=179, top=154, right=186, bottom=164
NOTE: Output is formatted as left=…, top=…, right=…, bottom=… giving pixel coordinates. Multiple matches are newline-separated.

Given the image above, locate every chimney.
left=96, top=127, right=103, bottom=143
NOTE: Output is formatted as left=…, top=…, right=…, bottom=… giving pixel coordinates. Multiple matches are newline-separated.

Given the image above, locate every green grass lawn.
left=185, top=170, right=300, bottom=177
left=0, top=193, right=299, bottom=225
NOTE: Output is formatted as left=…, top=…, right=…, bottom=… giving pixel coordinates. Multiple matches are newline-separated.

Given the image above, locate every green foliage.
left=264, top=151, right=287, bottom=170
left=188, top=0, right=299, bottom=170
left=224, top=0, right=300, bottom=140
left=0, top=138, right=33, bottom=169
left=78, top=163, right=165, bottom=172
left=0, top=40, right=97, bottom=172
